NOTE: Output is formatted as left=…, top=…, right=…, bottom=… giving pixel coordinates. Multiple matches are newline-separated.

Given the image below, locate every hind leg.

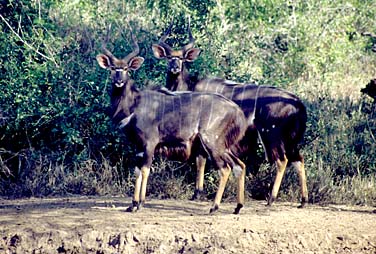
left=292, top=157, right=308, bottom=208
left=210, top=165, right=231, bottom=213
left=268, top=154, right=288, bottom=206
left=233, top=158, right=246, bottom=214
left=191, top=155, right=206, bottom=200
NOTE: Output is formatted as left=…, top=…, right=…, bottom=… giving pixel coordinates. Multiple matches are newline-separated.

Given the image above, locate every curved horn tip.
left=159, top=19, right=174, bottom=43
left=122, top=28, right=141, bottom=62
left=101, top=24, right=115, bottom=58
left=182, top=17, right=195, bottom=51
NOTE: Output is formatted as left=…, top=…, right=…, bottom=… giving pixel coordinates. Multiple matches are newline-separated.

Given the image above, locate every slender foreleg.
left=138, top=166, right=151, bottom=210
left=126, top=166, right=143, bottom=212
left=127, top=145, right=154, bottom=212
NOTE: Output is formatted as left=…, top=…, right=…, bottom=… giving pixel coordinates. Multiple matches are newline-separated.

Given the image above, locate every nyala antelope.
left=97, top=27, right=248, bottom=214
left=153, top=21, right=308, bottom=208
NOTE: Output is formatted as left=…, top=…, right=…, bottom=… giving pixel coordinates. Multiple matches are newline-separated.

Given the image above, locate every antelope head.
left=97, top=26, right=144, bottom=88
left=152, top=19, right=201, bottom=78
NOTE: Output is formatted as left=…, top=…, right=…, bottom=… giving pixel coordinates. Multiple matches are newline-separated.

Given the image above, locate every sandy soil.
left=0, top=196, right=375, bottom=254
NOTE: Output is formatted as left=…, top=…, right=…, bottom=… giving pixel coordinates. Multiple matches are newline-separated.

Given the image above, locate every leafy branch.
left=0, top=14, right=59, bottom=67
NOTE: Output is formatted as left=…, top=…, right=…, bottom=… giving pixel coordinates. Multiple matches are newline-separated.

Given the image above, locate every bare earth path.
left=0, top=196, right=375, bottom=253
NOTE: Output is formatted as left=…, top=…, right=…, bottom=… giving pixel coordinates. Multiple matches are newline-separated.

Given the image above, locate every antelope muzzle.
left=168, top=57, right=183, bottom=74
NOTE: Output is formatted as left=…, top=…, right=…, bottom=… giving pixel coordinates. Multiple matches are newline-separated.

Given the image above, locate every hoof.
left=126, top=200, right=142, bottom=212
left=137, top=201, right=145, bottom=210
left=190, top=189, right=201, bottom=201
left=126, top=205, right=138, bottom=213
left=233, top=203, right=243, bottom=214
left=298, top=197, right=307, bottom=209
left=266, top=195, right=275, bottom=206
left=191, top=189, right=206, bottom=201
left=209, top=204, right=219, bottom=214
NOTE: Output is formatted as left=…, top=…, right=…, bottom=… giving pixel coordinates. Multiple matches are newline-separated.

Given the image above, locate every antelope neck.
left=110, top=80, right=140, bottom=125
left=166, top=69, right=189, bottom=91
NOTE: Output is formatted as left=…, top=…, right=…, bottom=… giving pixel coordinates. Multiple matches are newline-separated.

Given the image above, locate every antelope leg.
left=210, top=166, right=231, bottom=213
left=292, top=160, right=308, bottom=208
left=139, top=166, right=151, bottom=210
left=127, top=166, right=142, bottom=212
left=268, top=155, right=288, bottom=206
left=191, top=155, right=206, bottom=200
left=234, top=159, right=246, bottom=214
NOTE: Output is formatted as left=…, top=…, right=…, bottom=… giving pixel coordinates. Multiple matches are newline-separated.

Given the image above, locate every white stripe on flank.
left=229, top=84, right=235, bottom=100
left=161, top=93, right=165, bottom=130
left=239, top=84, right=246, bottom=108
left=248, top=86, right=262, bottom=127
left=178, top=95, right=182, bottom=136
left=219, top=83, right=225, bottom=95
left=190, top=93, right=195, bottom=132
left=206, top=95, right=214, bottom=130
left=197, top=95, right=203, bottom=132
left=205, top=79, right=210, bottom=91
left=215, top=83, right=219, bottom=94
left=257, top=130, right=268, bottom=161
left=172, top=93, right=175, bottom=114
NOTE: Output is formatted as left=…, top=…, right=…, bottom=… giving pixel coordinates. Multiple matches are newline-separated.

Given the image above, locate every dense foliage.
left=0, top=0, right=375, bottom=204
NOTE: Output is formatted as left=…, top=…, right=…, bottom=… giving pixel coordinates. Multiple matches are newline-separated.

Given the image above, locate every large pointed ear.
left=128, top=56, right=144, bottom=71
left=184, top=48, right=201, bottom=62
left=152, top=44, right=167, bottom=59
left=96, top=54, right=111, bottom=69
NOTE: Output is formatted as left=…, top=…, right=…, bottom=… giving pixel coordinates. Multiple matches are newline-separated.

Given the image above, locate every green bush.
left=0, top=0, right=375, bottom=206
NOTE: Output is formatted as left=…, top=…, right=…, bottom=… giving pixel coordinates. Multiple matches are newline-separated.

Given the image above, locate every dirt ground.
left=0, top=196, right=375, bottom=254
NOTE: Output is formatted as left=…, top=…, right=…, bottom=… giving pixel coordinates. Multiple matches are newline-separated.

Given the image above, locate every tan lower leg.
left=133, top=167, right=142, bottom=202
left=140, top=166, right=150, bottom=202
left=293, top=161, right=308, bottom=202
left=213, top=166, right=231, bottom=207
left=235, top=159, right=246, bottom=206
left=196, top=156, right=206, bottom=191
left=271, top=155, right=288, bottom=200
